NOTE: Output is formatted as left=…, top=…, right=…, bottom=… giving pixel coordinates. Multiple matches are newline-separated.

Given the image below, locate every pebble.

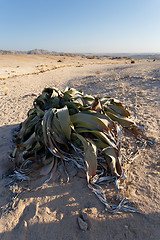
left=124, top=225, right=129, bottom=230
left=77, top=217, right=88, bottom=231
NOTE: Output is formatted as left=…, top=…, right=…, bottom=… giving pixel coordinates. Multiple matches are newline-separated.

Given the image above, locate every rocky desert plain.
left=0, top=53, right=160, bottom=240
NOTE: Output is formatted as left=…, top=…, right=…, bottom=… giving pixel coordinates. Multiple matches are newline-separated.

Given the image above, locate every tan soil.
left=0, top=55, right=159, bottom=240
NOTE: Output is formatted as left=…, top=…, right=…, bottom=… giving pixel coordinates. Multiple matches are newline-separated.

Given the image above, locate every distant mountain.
left=0, top=49, right=160, bottom=60
left=27, top=49, right=52, bottom=55
left=0, top=50, right=17, bottom=55
left=0, top=49, right=57, bottom=55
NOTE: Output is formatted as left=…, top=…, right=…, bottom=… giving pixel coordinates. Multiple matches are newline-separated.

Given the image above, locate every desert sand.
left=0, top=55, right=159, bottom=240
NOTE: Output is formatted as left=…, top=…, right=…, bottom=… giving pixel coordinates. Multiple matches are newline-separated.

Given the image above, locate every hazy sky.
left=0, top=0, right=160, bottom=53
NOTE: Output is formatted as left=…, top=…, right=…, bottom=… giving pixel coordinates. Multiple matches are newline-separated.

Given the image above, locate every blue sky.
left=0, top=0, right=160, bottom=53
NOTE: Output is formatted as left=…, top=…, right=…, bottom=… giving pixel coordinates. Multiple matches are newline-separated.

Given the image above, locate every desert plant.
left=8, top=87, right=146, bottom=213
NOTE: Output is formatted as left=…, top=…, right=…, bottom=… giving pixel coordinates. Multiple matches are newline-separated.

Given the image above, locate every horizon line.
left=0, top=49, right=160, bottom=55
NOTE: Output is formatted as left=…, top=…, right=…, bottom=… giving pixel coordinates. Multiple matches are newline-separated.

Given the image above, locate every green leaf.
left=57, top=106, right=71, bottom=140
left=103, top=147, right=122, bottom=177
left=42, top=88, right=53, bottom=97
left=70, top=112, right=110, bottom=132
left=64, top=88, right=83, bottom=100
left=92, top=139, right=110, bottom=149
left=50, top=96, right=60, bottom=108
left=43, top=111, right=64, bottom=158
left=72, top=121, right=99, bottom=131
left=42, top=110, right=51, bottom=148
left=82, top=95, right=95, bottom=106
left=106, top=111, right=136, bottom=128
left=73, top=97, right=84, bottom=106
left=100, top=96, right=111, bottom=104
left=60, top=101, right=79, bottom=113
left=74, top=133, right=97, bottom=181
left=101, top=97, right=130, bottom=117
left=75, top=129, right=117, bottom=149
left=108, top=104, right=130, bottom=117
left=47, top=110, right=66, bottom=145
left=22, top=115, right=41, bottom=141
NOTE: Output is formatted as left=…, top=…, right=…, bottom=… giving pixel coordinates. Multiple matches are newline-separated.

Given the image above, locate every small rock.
left=125, top=225, right=129, bottom=230
left=77, top=217, right=88, bottom=231
left=131, top=59, right=135, bottom=64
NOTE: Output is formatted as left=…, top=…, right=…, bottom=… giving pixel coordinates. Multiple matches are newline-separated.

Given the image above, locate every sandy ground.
left=0, top=54, right=132, bottom=81
left=0, top=55, right=160, bottom=240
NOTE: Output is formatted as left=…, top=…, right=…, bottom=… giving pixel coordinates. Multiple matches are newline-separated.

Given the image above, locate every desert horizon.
left=1, top=48, right=160, bottom=59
